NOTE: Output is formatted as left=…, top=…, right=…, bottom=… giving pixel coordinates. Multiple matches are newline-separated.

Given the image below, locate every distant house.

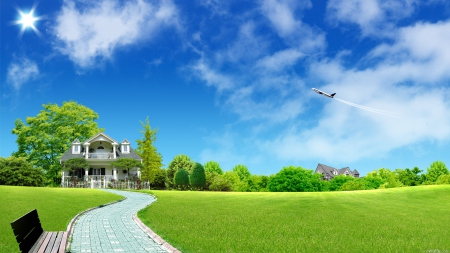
left=315, top=163, right=359, bottom=181
left=59, top=132, right=142, bottom=188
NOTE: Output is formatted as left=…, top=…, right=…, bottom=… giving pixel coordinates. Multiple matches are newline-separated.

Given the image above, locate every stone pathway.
left=70, top=190, right=169, bottom=253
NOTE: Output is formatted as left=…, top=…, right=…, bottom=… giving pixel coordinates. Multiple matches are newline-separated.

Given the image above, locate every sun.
left=19, top=11, right=38, bottom=30
left=14, top=6, right=42, bottom=37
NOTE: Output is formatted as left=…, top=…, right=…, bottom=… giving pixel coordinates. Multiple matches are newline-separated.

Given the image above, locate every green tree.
left=329, top=175, right=355, bottom=191
left=209, top=175, right=233, bottom=191
left=396, top=167, right=422, bottom=186
left=204, top=161, right=223, bottom=174
left=166, top=154, right=195, bottom=189
left=361, top=176, right=386, bottom=189
left=152, top=168, right=167, bottom=189
left=174, top=168, right=189, bottom=190
left=111, top=158, right=142, bottom=179
left=223, top=171, right=248, bottom=192
left=425, top=161, right=449, bottom=183
left=62, top=158, right=89, bottom=176
left=232, top=164, right=251, bottom=181
left=135, top=117, right=163, bottom=184
left=436, top=174, right=450, bottom=184
left=340, top=179, right=365, bottom=191
left=205, top=171, right=219, bottom=190
left=0, top=157, right=45, bottom=186
left=190, top=163, right=206, bottom=190
left=367, top=168, right=402, bottom=189
left=11, top=101, right=103, bottom=185
left=268, top=166, right=323, bottom=192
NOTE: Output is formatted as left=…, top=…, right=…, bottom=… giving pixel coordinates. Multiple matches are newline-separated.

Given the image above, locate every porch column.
left=112, top=143, right=117, bottom=159
left=84, top=143, right=90, bottom=159
left=61, top=171, right=65, bottom=186
left=113, top=167, right=117, bottom=180
left=137, top=168, right=141, bottom=179
left=85, top=169, right=88, bottom=181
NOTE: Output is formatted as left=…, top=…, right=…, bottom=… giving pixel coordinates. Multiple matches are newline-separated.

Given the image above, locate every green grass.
left=0, top=186, right=123, bottom=253
left=138, top=186, right=450, bottom=253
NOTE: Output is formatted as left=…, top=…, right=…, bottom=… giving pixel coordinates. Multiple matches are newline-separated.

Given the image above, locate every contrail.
left=334, top=98, right=399, bottom=117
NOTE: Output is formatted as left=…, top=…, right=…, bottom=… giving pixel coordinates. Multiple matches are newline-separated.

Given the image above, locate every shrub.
left=190, top=163, right=206, bottom=190
left=329, top=175, right=355, bottom=191
left=340, top=179, right=365, bottom=191
left=166, top=155, right=195, bottom=189
left=174, top=168, right=189, bottom=190
left=425, top=161, right=449, bottom=183
left=209, top=175, right=233, bottom=191
left=268, top=166, right=322, bottom=192
left=151, top=168, right=167, bottom=190
left=0, top=157, right=45, bottom=186
left=436, top=174, right=450, bottom=185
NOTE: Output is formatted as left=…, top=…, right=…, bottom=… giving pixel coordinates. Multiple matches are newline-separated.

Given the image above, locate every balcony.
left=87, top=153, right=115, bottom=159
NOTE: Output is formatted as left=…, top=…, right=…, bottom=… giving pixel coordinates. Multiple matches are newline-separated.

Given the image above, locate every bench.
left=10, top=209, right=68, bottom=253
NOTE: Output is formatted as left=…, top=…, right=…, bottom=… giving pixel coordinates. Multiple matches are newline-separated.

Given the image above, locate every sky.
left=1, top=0, right=450, bottom=176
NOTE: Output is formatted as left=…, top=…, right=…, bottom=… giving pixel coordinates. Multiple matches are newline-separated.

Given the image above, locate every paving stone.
left=70, top=190, right=169, bottom=253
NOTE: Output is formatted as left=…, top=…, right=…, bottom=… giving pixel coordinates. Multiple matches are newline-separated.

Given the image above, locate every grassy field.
left=138, top=185, right=450, bottom=253
left=0, top=186, right=123, bottom=253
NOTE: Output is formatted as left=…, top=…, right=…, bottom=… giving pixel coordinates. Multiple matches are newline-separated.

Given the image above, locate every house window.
left=75, top=145, right=78, bottom=152
left=123, top=145, right=128, bottom=152
left=93, top=168, right=101, bottom=175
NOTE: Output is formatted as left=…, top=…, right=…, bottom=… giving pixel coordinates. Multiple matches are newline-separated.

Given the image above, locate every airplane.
left=312, top=88, right=336, bottom=98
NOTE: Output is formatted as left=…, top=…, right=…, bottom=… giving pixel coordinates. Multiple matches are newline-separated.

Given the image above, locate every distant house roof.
left=60, top=132, right=141, bottom=162
left=315, top=163, right=359, bottom=180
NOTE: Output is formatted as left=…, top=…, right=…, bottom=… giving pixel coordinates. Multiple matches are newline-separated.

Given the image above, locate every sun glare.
left=14, top=6, right=42, bottom=37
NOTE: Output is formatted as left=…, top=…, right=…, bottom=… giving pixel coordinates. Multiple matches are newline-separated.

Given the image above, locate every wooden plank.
left=44, top=232, right=57, bottom=253
left=50, top=232, right=63, bottom=253
left=29, top=232, right=48, bottom=253
left=36, top=232, right=52, bottom=253
left=57, top=232, right=68, bottom=253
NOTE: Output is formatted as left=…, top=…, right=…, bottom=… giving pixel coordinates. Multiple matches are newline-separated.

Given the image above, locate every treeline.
left=150, top=156, right=450, bottom=192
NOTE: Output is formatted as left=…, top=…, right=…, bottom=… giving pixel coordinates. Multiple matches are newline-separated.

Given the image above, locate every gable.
left=84, top=132, right=118, bottom=144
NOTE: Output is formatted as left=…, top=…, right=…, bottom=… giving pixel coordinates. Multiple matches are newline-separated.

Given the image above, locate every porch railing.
left=87, top=153, right=115, bottom=159
left=61, top=176, right=149, bottom=190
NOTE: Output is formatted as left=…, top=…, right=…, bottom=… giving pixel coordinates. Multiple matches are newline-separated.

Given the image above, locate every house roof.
left=315, top=163, right=338, bottom=179
left=60, top=133, right=141, bottom=162
left=84, top=132, right=118, bottom=144
left=339, top=167, right=351, bottom=174
left=352, top=169, right=360, bottom=175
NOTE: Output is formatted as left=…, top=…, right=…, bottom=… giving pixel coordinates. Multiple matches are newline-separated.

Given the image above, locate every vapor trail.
left=334, top=98, right=399, bottom=117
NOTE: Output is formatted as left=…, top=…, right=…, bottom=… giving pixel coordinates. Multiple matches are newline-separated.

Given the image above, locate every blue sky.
left=1, top=0, right=450, bottom=176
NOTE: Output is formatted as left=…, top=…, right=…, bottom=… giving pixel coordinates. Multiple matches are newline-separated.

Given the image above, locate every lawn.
left=138, top=185, right=450, bottom=253
left=0, top=186, right=124, bottom=253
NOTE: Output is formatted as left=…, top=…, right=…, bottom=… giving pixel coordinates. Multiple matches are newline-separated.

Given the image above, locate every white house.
left=59, top=132, right=142, bottom=188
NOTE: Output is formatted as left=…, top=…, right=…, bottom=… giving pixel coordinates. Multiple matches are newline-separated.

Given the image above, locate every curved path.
left=70, top=190, right=169, bottom=253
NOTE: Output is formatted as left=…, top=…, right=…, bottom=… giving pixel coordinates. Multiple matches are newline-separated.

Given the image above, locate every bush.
left=436, top=174, right=450, bottom=185
left=268, top=166, right=323, bottom=192
left=190, top=163, right=206, bottom=190
left=209, top=175, right=233, bottom=191
left=329, top=175, right=355, bottom=191
left=425, top=161, right=449, bottom=183
left=166, top=155, right=195, bottom=189
left=174, top=168, right=189, bottom=190
left=151, top=168, right=167, bottom=190
left=340, top=180, right=365, bottom=191
left=0, top=157, right=45, bottom=186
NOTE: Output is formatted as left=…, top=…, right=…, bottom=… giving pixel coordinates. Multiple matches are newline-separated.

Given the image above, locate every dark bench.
left=10, top=209, right=68, bottom=253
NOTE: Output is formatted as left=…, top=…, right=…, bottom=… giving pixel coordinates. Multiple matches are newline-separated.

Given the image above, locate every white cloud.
left=6, top=58, right=39, bottom=90
left=260, top=0, right=325, bottom=52
left=53, top=0, right=179, bottom=68
left=326, top=0, right=420, bottom=37
left=256, top=48, right=304, bottom=72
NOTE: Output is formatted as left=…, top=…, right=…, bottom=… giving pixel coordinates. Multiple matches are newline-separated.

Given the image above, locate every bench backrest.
left=10, top=209, right=44, bottom=253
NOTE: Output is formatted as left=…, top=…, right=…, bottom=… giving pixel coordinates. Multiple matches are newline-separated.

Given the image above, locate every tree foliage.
left=340, top=179, right=365, bottom=191
left=174, top=168, right=189, bottom=190
left=0, top=157, right=45, bottom=186
left=111, top=158, right=142, bottom=178
left=166, top=154, right=195, bottom=189
left=63, top=158, right=89, bottom=173
left=11, top=101, right=103, bottom=185
left=267, top=166, right=323, bottom=192
left=232, top=164, right=251, bottom=181
left=135, top=117, right=163, bottom=183
left=190, top=163, right=206, bottom=190
left=425, top=161, right=449, bottom=183
left=152, top=168, right=167, bottom=189
left=395, top=167, right=422, bottom=186
left=209, top=175, right=233, bottom=191
left=204, top=161, right=223, bottom=175
left=436, top=174, right=450, bottom=185
left=329, top=175, right=355, bottom=191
